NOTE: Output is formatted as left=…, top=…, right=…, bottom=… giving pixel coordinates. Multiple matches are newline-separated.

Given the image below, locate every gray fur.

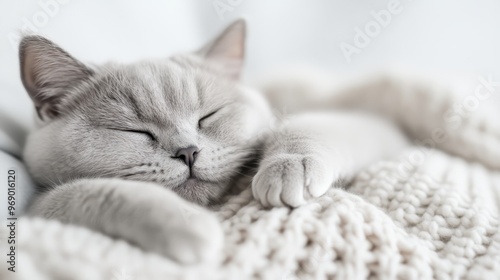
left=22, top=21, right=271, bottom=206
left=20, top=20, right=408, bottom=263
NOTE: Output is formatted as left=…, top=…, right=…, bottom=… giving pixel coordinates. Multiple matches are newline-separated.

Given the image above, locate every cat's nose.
left=174, top=146, right=200, bottom=168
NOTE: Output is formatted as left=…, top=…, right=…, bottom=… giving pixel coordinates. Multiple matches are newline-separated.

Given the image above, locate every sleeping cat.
left=20, top=20, right=408, bottom=264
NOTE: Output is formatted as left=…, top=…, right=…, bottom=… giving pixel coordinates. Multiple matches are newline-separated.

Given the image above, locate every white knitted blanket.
left=1, top=147, right=499, bottom=280
left=2, top=80, right=500, bottom=280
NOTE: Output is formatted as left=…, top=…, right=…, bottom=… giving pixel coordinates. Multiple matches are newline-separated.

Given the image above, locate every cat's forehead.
left=79, top=56, right=234, bottom=125
left=110, top=59, right=204, bottom=107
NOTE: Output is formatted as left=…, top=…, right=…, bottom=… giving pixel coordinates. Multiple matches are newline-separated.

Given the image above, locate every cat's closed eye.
left=198, top=110, right=219, bottom=129
left=111, top=128, right=157, bottom=142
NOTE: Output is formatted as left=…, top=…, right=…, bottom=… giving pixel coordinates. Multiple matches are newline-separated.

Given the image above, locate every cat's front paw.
left=140, top=203, right=223, bottom=264
left=252, top=154, right=335, bottom=207
left=164, top=211, right=223, bottom=264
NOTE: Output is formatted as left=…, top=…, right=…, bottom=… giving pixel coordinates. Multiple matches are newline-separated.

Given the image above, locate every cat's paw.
left=163, top=211, right=223, bottom=264
left=252, top=154, right=335, bottom=207
left=141, top=203, right=223, bottom=264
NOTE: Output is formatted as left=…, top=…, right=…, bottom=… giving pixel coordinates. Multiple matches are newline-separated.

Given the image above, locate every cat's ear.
left=19, top=36, right=94, bottom=120
left=198, top=19, right=246, bottom=80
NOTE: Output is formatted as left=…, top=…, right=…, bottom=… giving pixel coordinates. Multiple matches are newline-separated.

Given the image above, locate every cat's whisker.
left=230, top=170, right=254, bottom=179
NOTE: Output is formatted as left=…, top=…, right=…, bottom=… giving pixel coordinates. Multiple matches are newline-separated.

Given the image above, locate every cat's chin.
left=174, top=178, right=225, bottom=206
left=182, top=178, right=205, bottom=190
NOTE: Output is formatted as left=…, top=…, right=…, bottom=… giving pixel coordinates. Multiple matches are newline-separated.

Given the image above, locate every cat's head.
left=20, top=20, right=273, bottom=205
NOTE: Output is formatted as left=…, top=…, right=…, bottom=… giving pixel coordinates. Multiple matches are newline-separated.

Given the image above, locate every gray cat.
left=20, top=20, right=408, bottom=263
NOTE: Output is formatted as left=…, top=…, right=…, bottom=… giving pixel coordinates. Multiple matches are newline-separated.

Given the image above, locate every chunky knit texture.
left=1, top=146, right=499, bottom=280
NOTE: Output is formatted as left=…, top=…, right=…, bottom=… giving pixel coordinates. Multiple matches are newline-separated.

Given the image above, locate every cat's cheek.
left=236, top=110, right=268, bottom=144
left=71, top=132, right=152, bottom=174
left=238, top=88, right=274, bottom=139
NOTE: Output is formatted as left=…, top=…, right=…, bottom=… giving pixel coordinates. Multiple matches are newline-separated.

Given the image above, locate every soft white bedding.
left=1, top=146, right=499, bottom=280
left=1, top=85, right=500, bottom=279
